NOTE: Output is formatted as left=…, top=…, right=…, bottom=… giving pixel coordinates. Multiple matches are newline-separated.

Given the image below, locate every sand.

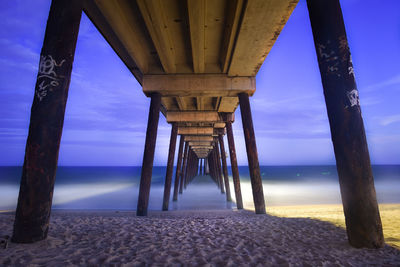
left=265, top=204, right=400, bottom=250
left=1, top=209, right=399, bottom=266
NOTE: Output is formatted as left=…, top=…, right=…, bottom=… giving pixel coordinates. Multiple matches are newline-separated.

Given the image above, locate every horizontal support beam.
left=167, top=112, right=234, bottom=123
left=167, top=111, right=220, bottom=123
left=189, top=141, right=212, bottom=147
left=184, top=136, right=214, bottom=142
left=191, top=147, right=213, bottom=150
left=214, top=122, right=226, bottom=128
left=178, top=127, right=213, bottom=135
left=143, top=74, right=256, bottom=97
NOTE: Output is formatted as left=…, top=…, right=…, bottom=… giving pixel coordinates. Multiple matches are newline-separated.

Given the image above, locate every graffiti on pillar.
left=317, top=41, right=340, bottom=77
left=35, top=55, right=66, bottom=101
left=346, top=89, right=360, bottom=107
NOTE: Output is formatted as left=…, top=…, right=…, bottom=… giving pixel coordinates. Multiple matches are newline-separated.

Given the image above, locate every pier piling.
left=226, top=121, right=243, bottom=209
left=239, top=93, right=266, bottom=214
left=307, top=0, right=384, bottom=248
left=12, top=0, right=82, bottom=243
left=137, top=93, right=161, bottom=216
left=162, top=123, right=178, bottom=211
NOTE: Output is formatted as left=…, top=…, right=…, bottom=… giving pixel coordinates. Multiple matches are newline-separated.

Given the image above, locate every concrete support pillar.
left=136, top=93, right=161, bottom=216
left=219, top=135, right=232, bottom=202
left=307, top=0, right=383, bottom=248
left=179, top=141, right=189, bottom=194
left=162, top=123, right=177, bottom=211
left=238, top=93, right=265, bottom=214
left=173, top=135, right=184, bottom=201
left=12, top=0, right=82, bottom=243
left=226, top=121, right=243, bottom=209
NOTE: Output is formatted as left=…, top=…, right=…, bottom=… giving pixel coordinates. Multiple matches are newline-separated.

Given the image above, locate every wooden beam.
left=228, top=0, right=298, bottom=76
left=220, top=0, right=244, bottom=73
left=184, top=136, right=213, bottom=142
left=142, top=74, right=256, bottom=97
left=214, top=122, right=225, bottom=128
left=94, top=0, right=151, bottom=73
left=218, top=97, right=239, bottom=112
left=189, top=141, right=212, bottom=146
left=83, top=1, right=143, bottom=84
left=187, top=0, right=205, bottom=73
left=178, top=127, right=213, bottom=135
left=196, top=97, right=204, bottom=110
left=12, top=0, right=82, bottom=243
left=175, top=97, right=187, bottom=110
left=137, top=0, right=176, bottom=73
left=191, top=146, right=213, bottom=149
left=167, top=111, right=220, bottom=122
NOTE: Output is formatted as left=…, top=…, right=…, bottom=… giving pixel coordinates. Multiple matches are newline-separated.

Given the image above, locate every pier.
left=12, top=0, right=384, bottom=249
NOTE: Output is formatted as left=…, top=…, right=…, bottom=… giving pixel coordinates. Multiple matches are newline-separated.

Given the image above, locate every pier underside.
left=12, top=0, right=384, bottom=249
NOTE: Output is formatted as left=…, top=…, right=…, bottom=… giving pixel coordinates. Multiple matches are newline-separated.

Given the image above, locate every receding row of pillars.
left=11, top=0, right=384, bottom=249
left=137, top=91, right=261, bottom=217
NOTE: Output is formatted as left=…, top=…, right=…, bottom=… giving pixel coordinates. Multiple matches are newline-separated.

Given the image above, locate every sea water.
left=0, top=165, right=399, bottom=211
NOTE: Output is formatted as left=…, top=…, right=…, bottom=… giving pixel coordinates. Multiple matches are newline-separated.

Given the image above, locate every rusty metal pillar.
left=12, top=0, right=82, bottom=243
left=179, top=141, right=189, bottom=194
left=219, top=135, right=232, bottom=202
left=173, top=135, right=184, bottom=201
left=307, top=0, right=384, bottom=248
left=238, top=93, right=265, bottom=214
left=136, top=93, right=161, bottom=216
left=226, top=121, right=243, bottom=209
left=162, top=123, right=177, bottom=211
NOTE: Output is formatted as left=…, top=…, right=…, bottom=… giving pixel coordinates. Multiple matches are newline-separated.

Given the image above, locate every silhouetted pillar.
left=184, top=148, right=192, bottom=189
left=226, top=121, right=243, bottom=209
left=219, top=135, right=232, bottom=202
left=215, top=146, right=225, bottom=193
left=180, top=142, right=189, bottom=193
left=12, top=0, right=82, bottom=243
left=238, top=93, right=265, bottom=214
left=162, top=123, right=177, bottom=211
left=136, top=93, right=161, bottom=216
left=173, top=135, right=184, bottom=201
left=307, top=0, right=383, bottom=248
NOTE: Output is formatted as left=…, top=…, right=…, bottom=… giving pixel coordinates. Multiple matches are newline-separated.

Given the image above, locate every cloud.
left=379, top=114, right=400, bottom=126
left=364, top=74, right=400, bottom=92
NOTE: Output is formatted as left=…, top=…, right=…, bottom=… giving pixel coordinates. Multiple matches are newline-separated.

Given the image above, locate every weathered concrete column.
left=307, top=0, right=384, bottom=248
left=226, top=121, right=243, bottom=209
left=12, top=0, right=82, bottom=243
left=162, top=123, right=178, bottom=211
left=180, top=142, right=189, bottom=193
left=136, top=93, right=161, bottom=216
left=173, top=135, right=184, bottom=201
left=238, top=93, right=265, bottom=214
left=219, top=135, right=232, bottom=202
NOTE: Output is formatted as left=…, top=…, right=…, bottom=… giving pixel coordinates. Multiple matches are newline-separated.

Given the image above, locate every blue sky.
left=0, top=0, right=399, bottom=166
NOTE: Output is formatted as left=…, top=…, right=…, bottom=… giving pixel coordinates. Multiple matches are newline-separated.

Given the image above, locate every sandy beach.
left=1, top=209, right=399, bottom=266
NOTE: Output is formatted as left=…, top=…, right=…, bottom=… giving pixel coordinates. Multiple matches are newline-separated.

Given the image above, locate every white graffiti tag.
left=347, top=89, right=360, bottom=107
left=36, top=55, right=65, bottom=101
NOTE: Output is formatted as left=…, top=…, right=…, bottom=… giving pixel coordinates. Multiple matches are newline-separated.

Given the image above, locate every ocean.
left=0, top=165, right=399, bottom=211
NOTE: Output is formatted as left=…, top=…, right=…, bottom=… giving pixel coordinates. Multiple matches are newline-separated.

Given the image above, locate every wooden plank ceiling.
left=83, top=0, right=298, bottom=158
